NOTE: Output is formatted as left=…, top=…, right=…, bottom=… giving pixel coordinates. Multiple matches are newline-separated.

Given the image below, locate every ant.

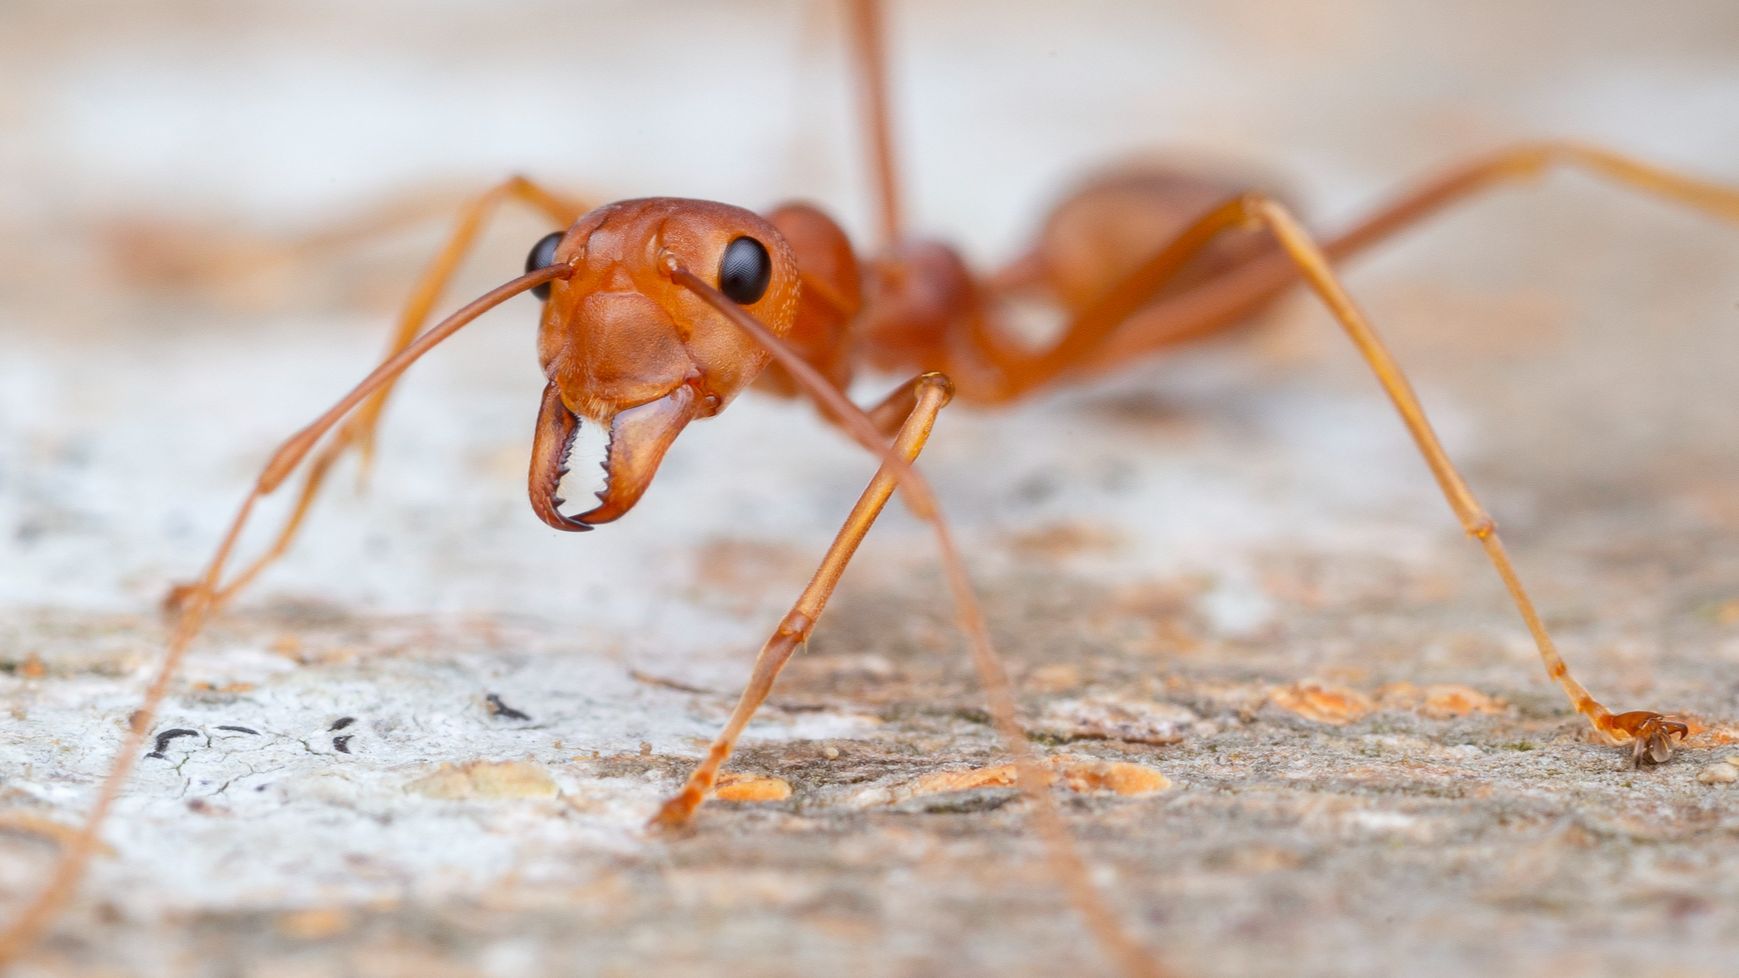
left=4, top=2, right=1735, bottom=976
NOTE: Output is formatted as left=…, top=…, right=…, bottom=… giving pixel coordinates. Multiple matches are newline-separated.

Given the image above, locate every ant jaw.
left=528, top=381, right=701, bottom=532
left=574, top=384, right=702, bottom=525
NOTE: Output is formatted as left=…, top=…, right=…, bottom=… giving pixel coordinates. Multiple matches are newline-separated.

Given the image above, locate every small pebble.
left=1268, top=682, right=1372, bottom=726
left=822, top=746, right=840, bottom=760
left=277, top=907, right=350, bottom=940
left=897, top=755, right=1172, bottom=800
left=1696, top=763, right=1738, bottom=785
left=1726, top=754, right=1739, bottom=768
left=408, top=760, right=559, bottom=799
left=713, top=773, right=792, bottom=803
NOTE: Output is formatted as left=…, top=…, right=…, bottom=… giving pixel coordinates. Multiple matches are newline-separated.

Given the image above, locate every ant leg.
left=845, top=0, right=905, bottom=245
left=669, top=263, right=1169, bottom=978
left=0, top=266, right=567, bottom=967
left=114, top=179, right=590, bottom=294
left=1325, top=140, right=1739, bottom=260
left=1055, top=193, right=1680, bottom=757
left=978, top=195, right=1302, bottom=401
left=861, top=373, right=934, bottom=436
left=1254, top=195, right=1692, bottom=754
left=168, top=176, right=586, bottom=613
left=165, top=430, right=343, bottom=612
left=1071, top=141, right=1739, bottom=373
left=807, top=371, right=936, bottom=438
left=345, top=177, right=585, bottom=471
left=649, top=371, right=955, bottom=828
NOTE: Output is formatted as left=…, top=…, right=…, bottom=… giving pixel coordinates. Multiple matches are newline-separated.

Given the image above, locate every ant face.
left=524, top=198, right=801, bottom=530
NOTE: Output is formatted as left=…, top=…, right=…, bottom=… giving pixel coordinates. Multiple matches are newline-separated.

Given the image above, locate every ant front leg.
left=0, top=265, right=568, bottom=967
left=167, top=175, right=587, bottom=613
left=649, top=372, right=954, bottom=827
left=666, top=264, right=1170, bottom=978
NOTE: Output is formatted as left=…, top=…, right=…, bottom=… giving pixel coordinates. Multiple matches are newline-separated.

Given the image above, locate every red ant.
left=5, top=2, right=1734, bottom=975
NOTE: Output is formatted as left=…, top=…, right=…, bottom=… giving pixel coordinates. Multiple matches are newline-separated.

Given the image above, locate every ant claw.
left=646, top=788, right=703, bottom=833
left=161, top=582, right=202, bottom=616
left=1609, top=710, right=1690, bottom=769
left=160, top=581, right=219, bottom=624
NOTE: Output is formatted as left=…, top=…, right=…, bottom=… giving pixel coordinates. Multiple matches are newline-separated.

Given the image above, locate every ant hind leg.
left=1074, top=191, right=1690, bottom=760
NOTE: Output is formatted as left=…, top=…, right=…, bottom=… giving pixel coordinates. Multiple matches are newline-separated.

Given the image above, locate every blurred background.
left=5, top=0, right=1737, bottom=615
left=3, top=3, right=1738, bottom=977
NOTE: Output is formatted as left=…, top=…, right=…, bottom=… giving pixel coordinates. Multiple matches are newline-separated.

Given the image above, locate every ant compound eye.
left=718, top=236, right=772, bottom=305
left=525, top=231, right=565, bottom=300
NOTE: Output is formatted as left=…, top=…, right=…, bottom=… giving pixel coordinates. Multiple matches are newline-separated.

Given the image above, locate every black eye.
left=718, top=236, right=772, bottom=305
left=525, top=231, right=565, bottom=300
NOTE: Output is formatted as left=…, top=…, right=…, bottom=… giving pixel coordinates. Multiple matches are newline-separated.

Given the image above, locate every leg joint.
left=776, top=610, right=816, bottom=644
left=1489, top=142, right=1560, bottom=181
left=1235, top=191, right=1280, bottom=229
left=1464, top=516, right=1497, bottom=540
left=914, top=371, right=955, bottom=406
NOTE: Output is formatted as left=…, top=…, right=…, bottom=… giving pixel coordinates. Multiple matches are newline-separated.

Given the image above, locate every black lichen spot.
left=216, top=725, right=259, bottom=735
left=328, top=716, right=356, bottom=732
left=332, top=735, right=354, bottom=754
left=485, top=693, right=532, bottom=722
left=146, top=728, right=200, bottom=759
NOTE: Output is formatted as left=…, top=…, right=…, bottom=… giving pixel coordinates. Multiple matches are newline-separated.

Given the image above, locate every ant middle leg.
left=844, top=0, right=904, bottom=247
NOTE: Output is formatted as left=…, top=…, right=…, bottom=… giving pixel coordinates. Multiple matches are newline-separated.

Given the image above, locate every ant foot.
left=1607, top=710, right=1690, bottom=769
left=162, top=582, right=202, bottom=616
left=645, top=785, right=705, bottom=833
left=160, top=581, right=220, bottom=623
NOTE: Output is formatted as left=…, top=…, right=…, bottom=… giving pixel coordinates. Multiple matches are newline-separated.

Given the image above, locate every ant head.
left=524, top=198, right=801, bottom=531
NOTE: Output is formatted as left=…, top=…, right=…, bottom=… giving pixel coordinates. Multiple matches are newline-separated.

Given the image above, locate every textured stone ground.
left=4, top=2, right=1739, bottom=977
